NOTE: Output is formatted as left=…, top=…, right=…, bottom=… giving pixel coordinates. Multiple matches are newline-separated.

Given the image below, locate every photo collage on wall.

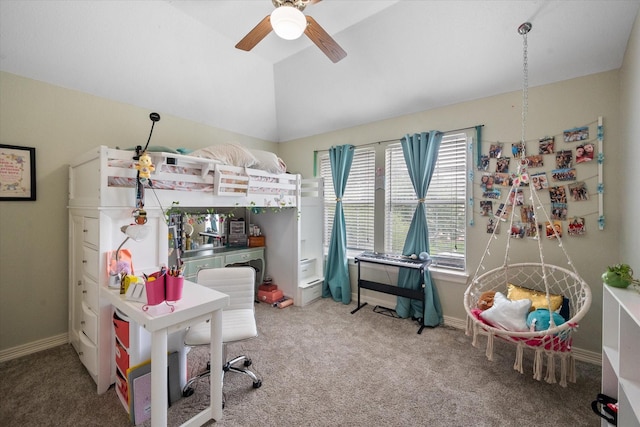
left=478, top=124, right=593, bottom=239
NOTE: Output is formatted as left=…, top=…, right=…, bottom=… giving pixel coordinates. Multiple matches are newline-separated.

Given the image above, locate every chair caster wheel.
left=182, top=387, right=195, bottom=397
left=253, top=380, right=262, bottom=389
left=244, top=359, right=252, bottom=367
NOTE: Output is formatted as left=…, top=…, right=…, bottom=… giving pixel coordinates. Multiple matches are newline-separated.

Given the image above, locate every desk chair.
left=182, top=266, right=262, bottom=399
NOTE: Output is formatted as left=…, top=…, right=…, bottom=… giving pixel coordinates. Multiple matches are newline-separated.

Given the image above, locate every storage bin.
left=258, top=289, right=284, bottom=304
left=248, top=236, right=265, bottom=247
left=258, top=283, right=277, bottom=292
left=115, top=339, right=129, bottom=375
left=113, top=309, right=130, bottom=348
left=115, top=369, right=129, bottom=406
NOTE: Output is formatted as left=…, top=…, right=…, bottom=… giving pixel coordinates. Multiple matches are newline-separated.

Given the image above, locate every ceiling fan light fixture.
left=270, top=5, right=306, bottom=40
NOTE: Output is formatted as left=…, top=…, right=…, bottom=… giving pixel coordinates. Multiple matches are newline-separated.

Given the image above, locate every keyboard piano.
left=355, top=252, right=431, bottom=269
left=352, top=251, right=432, bottom=334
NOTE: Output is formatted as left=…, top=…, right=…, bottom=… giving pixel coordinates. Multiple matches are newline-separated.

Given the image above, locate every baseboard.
left=571, top=347, right=601, bottom=365
left=443, top=315, right=602, bottom=366
left=0, top=333, right=69, bottom=363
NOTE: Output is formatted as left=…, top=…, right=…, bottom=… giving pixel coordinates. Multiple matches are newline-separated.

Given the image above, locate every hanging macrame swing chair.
left=463, top=22, right=592, bottom=387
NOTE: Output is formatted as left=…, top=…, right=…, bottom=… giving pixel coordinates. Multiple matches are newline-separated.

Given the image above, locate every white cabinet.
left=68, top=208, right=167, bottom=394
left=68, top=210, right=112, bottom=393
left=601, top=285, right=640, bottom=427
left=298, top=179, right=324, bottom=306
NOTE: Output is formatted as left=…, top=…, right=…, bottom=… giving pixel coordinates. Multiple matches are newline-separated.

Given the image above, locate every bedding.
left=70, top=145, right=300, bottom=209
left=189, top=144, right=258, bottom=168
left=246, top=148, right=287, bottom=174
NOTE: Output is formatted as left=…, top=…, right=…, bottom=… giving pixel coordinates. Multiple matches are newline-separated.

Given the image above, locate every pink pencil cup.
left=145, top=273, right=166, bottom=305
left=165, top=275, right=184, bottom=301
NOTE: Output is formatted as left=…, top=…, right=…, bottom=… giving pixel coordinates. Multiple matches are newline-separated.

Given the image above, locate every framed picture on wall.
left=0, top=144, right=36, bottom=201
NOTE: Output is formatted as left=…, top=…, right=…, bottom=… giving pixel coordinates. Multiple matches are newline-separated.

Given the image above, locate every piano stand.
left=372, top=305, right=400, bottom=318
left=352, top=252, right=431, bottom=334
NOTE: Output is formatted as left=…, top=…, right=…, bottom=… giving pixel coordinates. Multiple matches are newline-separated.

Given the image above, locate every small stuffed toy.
left=135, top=152, right=155, bottom=180
left=526, top=308, right=566, bottom=331
left=477, top=291, right=496, bottom=310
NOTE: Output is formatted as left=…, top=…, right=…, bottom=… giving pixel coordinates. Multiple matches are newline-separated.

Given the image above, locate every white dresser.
left=68, top=207, right=167, bottom=393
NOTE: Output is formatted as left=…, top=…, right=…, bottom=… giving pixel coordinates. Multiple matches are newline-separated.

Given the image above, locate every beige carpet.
left=0, top=297, right=601, bottom=426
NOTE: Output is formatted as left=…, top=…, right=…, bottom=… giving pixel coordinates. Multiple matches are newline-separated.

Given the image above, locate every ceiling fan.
left=235, top=0, right=347, bottom=63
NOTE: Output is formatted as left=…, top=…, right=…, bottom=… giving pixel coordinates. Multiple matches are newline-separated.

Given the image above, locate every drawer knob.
left=82, top=260, right=87, bottom=264
left=81, top=321, right=85, bottom=325
left=77, top=280, right=82, bottom=286
left=82, top=290, right=87, bottom=294
left=83, top=229, right=88, bottom=233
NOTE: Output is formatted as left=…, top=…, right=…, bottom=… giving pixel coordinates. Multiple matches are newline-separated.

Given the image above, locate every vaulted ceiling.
left=1, top=1, right=638, bottom=142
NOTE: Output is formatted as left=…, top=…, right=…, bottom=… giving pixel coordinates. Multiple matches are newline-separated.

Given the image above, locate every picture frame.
left=0, top=144, right=36, bottom=201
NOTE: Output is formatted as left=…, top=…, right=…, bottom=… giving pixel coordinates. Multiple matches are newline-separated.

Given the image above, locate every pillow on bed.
left=507, top=283, right=563, bottom=312
left=247, top=148, right=287, bottom=174
left=479, top=292, right=531, bottom=331
left=189, top=144, right=258, bottom=167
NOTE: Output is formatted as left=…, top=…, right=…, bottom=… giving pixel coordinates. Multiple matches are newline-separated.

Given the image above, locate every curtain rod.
left=320, top=124, right=484, bottom=150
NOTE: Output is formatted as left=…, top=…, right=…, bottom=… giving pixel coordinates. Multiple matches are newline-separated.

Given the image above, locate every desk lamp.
left=108, top=224, right=151, bottom=288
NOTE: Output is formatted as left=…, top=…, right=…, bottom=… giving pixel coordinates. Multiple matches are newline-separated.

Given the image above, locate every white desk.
left=102, top=280, right=229, bottom=427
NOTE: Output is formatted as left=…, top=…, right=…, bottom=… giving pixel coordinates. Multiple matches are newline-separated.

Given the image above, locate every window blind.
left=384, top=133, right=467, bottom=269
left=321, top=148, right=375, bottom=251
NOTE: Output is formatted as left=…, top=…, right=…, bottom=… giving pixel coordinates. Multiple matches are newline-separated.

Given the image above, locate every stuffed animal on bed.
left=135, top=152, right=155, bottom=180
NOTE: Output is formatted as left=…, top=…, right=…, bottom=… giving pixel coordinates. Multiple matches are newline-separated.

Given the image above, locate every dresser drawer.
left=83, top=217, right=99, bottom=247
left=299, top=278, right=323, bottom=306
left=79, top=332, right=98, bottom=377
left=183, top=256, right=223, bottom=278
left=82, top=275, right=99, bottom=313
left=225, top=249, right=261, bottom=265
left=299, top=258, right=316, bottom=280
left=81, top=302, right=98, bottom=344
left=82, top=246, right=99, bottom=281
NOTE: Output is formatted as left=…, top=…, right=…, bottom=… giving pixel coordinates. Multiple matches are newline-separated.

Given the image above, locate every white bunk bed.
left=68, top=145, right=300, bottom=209
left=68, top=145, right=307, bottom=398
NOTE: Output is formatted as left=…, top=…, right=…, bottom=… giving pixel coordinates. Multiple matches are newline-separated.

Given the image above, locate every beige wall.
left=620, top=7, right=640, bottom=280
left=2, top=22, right=637, bottom=356
left=0, top=72, right=274, bottom=351
left=279, top=70, right=625, bottom=356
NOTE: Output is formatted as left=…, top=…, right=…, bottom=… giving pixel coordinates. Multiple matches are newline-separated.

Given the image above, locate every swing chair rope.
left=464, top=23, right=592, bottom=387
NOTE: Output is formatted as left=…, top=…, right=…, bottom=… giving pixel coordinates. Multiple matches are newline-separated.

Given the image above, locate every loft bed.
left=68, top=145, right=300, bottom=209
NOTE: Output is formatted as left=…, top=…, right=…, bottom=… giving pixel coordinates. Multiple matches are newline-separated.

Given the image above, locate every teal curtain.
left=395, top=131, right=444, bottom=327
left=323, top=145, right=355, bottom=304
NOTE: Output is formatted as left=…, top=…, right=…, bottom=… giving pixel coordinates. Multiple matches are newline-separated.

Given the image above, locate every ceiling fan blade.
left=304, top=16, right=346, bottom=63
left=235, top=15, right=272, bottom=51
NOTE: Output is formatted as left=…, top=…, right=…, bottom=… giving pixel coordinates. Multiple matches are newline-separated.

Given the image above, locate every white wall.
left=279, top=70, right=625, bottom=356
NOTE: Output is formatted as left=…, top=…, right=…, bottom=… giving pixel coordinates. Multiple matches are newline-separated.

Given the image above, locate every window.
left=320, top=148, right=375, bottom=251
left=385, top=133, right=467, bottom=269
left=319, top=132, right=468, bottom=271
